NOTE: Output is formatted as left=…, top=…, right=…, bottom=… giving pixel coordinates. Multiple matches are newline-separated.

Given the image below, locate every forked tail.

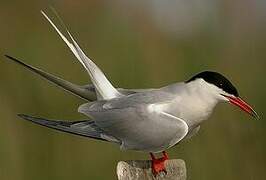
left=41, top=10, right=123, bottom=100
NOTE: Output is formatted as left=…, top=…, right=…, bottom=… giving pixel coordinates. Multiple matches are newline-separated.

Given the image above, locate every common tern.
left=4, top=11, right=259, bottom=175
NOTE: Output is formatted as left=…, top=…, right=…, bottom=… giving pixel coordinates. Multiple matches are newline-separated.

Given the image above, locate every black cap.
left=186, top=71, right=239, bottom=97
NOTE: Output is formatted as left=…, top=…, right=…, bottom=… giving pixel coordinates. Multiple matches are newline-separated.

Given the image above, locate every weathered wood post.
left=117, top=159, right=186, bottom=180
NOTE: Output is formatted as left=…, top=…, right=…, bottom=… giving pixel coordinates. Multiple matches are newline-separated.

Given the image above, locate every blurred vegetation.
left=0, top=0, right=265, bottom=180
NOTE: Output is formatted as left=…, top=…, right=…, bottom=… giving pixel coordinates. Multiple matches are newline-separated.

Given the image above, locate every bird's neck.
left=179, top=81, right=219, bottom=128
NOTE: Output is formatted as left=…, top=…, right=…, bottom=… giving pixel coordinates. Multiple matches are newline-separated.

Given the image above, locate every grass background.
left=0, top=0, right=265, bottom=179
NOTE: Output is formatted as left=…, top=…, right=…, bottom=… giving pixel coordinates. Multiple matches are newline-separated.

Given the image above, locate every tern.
left=4, top=11, right=259, bottom=175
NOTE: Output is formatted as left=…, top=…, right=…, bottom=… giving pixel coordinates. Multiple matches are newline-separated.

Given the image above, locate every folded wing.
left=78, top=98, right=188, bottom=152
left=18, top=114, right=119, bottom=143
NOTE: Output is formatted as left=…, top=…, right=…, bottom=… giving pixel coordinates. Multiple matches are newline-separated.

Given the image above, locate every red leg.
left=150, top=151, right=169, bottom=175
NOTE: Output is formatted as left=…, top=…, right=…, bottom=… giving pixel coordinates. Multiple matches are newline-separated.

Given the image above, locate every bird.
left=4, top=11, right=259, bottom=175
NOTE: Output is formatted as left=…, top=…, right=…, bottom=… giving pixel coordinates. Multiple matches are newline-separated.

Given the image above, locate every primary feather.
left=4, top=55, right=96, bottom=101
left=18, top=114, right=119, bottom=143
left=4, top=55, right=151, bottom=101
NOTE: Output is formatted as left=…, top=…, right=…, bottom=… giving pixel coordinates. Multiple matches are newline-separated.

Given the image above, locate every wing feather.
left=41, top=10, right=122, bottom=100
left=78, top=100, right=188, bottom=152
left=18, top=114, right=119, bottom=143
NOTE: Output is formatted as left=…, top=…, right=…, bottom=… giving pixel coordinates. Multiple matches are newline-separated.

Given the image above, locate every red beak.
left=224, top=95, right=259, bottom=119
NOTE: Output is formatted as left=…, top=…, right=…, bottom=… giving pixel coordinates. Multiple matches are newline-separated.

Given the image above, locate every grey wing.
left=4, top=55, right=154, bottom=101
left=82, top=84, right=155, bottom=97
left=79, top=101, right=188, bottom=152
left=4, top=55, right=96, bottom=101
left=18, top=114, right=119, bottom=143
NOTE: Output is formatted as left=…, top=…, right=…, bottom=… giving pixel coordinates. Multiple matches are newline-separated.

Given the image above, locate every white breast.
left=166, top=82, right=219, bottom=129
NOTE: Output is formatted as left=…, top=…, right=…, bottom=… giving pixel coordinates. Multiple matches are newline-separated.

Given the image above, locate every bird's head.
left=186, top=71, right=259, bottom=119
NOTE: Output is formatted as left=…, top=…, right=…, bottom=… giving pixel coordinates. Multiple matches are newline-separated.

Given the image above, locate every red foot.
left=150, top=151, right=169, bottom=175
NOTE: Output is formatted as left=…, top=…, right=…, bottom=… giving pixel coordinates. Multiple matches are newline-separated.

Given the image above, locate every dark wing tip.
left=4, top=54, right=16, bottom=61
left=17, top=114, right=51, bottom=125
left=4, top=55, right=29, bottom=67
left=17, top=113, right=29, bottom=119
left=16, top=114, right=111, bottom=142
left=17, top=114, right=37, bottom=122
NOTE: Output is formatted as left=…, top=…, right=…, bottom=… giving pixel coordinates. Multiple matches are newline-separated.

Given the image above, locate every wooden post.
left=117, top=159, right=186, bottom=180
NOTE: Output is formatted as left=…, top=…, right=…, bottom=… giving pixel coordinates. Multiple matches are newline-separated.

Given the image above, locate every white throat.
left=179, top=79, right=220, bottom=128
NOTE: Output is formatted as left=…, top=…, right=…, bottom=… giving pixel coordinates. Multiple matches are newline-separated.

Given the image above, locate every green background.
left=0, top=1, right=265, bottom=179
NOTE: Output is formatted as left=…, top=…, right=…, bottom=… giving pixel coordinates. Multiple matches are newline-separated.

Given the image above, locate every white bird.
left=4, top=11, right=259, bottom=175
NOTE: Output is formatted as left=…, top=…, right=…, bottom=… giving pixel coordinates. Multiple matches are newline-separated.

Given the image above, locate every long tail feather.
left=41, top=10, right=122, bottom=100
